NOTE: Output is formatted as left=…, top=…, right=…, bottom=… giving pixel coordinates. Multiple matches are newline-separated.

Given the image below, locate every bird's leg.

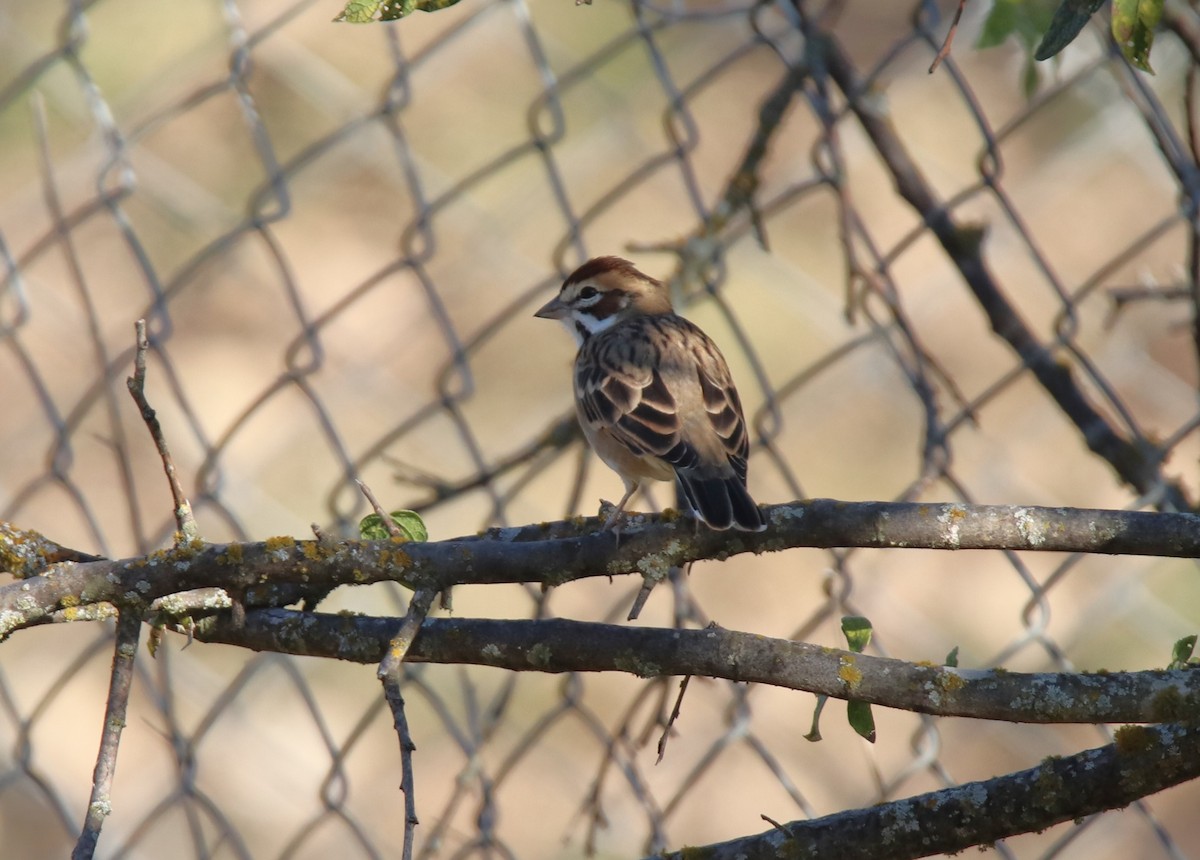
left=602, top=480, right=639, bottom=535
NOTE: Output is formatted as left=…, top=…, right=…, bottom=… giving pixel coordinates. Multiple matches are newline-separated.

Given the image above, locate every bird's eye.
left=578, top=286, right=599, bottom=300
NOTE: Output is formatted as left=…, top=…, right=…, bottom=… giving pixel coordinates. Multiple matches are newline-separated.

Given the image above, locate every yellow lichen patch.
left=1113, top=725, right=1157, bottom=756
left=223, top=543, right=244, bottom=564
left=937, top=670, right=966, bottom=692
left=264, top=536, right=294, bottom=552
left=838, top=655, right=863, bottom=689
left=167, top=541, right=198, bottom=561
left=389, top=548, right=411, bottom=568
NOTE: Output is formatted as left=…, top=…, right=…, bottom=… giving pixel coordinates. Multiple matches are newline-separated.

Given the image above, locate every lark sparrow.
left=535, top=256, right=766, bottom=531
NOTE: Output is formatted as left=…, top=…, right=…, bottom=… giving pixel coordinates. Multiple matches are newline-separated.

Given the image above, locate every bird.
left=534, top=255, right=766, bottom=532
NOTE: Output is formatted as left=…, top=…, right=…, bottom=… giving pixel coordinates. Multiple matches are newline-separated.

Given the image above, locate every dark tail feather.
left=678, top=475, right=766, bottom=532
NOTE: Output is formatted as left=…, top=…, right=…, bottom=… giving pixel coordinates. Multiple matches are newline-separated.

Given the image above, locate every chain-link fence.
left=3, top=0, right=1200, bottom=857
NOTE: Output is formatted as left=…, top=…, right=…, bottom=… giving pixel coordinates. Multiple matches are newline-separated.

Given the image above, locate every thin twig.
left=928, top=0, right=967, bottom=73
left=379, top=588, right=436, bottom=860
left=356, top=479, right=404, bottom=538
left=656, top=675, right=691, bottom=764
left=381, top=667, right=422, bottom=860
left=360, top=478, right=433, bottom=860
left=126, top=320, right=198, bottom=543
left=72, top=609, right=142, bottom=860
left=358, top=478, right=452, bottom=612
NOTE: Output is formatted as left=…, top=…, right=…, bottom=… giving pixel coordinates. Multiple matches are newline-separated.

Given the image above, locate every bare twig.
left=357, top=479, right=404, bottom=538
left=381, top=667, right=422, bottom=860
left=362, top=476, right=434, bottom=859
left=72, top=609, right=142, bottom=860
left=627, top=567, right=667, bottom=621
left=928, top=0, right=968, bottom=73
left=656, top=675, right=691, bottom=764
left=378, top=589, right=436, bottom=860
left=126, top=320, right=199, bottom=543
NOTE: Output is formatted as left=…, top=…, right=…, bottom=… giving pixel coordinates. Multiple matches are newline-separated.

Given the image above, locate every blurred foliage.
left=1110, top=0, right=1164, bottom=72
left=334, top=0, right=464, bottom=22
left=1168, top=635, right=1198, bottom=670
left=977, top=0, right=1163, bottom=93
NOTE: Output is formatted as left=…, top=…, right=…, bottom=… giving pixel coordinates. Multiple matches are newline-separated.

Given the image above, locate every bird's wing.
left=575, top=316, right=747, bottom=479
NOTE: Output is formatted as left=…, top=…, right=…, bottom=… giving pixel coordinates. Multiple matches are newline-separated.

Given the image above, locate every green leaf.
left=804, top=694, right=827, bottom=742
left=334, top=0, right=464, bottom=23
left=1168, top=635, right=1198, bottom=670
left=838, top=617, right=877, bottom=741
left=359, top=510, right=429, bottom=542
left=978, top=0, right=1061, bottom=50
left=1035, top=0, right=1107, bottom=61
left=944, top=646, right=960, bottom=668
left=977, top=0, right=1023, bottom=48
left=847, top=700, right=876, bottom=743
left=1112, top=0, right=1163, bottom=73
left=841, top=616, right=873, bottom=654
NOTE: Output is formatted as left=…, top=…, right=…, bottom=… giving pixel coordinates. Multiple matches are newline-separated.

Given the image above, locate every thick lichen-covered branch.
left=4, top=499, right=1200, bottom=641
left=654, top=720, right=1200, bottom=860
left=188, top=611, right=1200, bottom=725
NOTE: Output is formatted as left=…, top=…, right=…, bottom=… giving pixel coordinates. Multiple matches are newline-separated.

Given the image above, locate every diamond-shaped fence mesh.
left=2, top=0, right=1199, bottom=857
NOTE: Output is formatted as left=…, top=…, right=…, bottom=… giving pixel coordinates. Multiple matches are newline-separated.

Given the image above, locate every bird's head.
left=534, top=256, right=672, bottom=344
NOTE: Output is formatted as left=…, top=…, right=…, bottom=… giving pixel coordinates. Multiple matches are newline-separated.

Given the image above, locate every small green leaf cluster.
left=978, top=0, right=1164, bottom=95
left=359, top=510, right=429, bottom=542
left=805, top=616, right=877, bottom=744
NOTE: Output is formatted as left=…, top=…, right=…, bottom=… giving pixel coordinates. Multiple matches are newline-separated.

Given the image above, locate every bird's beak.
left=534, top=295, right=568, bottom=320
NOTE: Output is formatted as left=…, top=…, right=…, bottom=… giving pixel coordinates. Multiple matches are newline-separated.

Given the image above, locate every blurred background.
left=2, top=0, right=1199, bottom=857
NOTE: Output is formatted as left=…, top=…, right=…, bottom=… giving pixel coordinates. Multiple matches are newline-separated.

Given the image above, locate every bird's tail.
left=677, top=474, right=766, bottom=531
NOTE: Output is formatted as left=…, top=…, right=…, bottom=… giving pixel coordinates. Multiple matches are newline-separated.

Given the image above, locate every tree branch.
left=186, top=612, right=1200, bottom=725
left=652, top=721, right=1200, bottom=860
left=72, top=610, right=142, bottom=860
left=125, top=319, right=199, bottom=543
left=800, top=16, right=1193, bottom=512
left=0, top=521, right=102, bottom=578
left=4, top=499, right=1200, bottom=640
